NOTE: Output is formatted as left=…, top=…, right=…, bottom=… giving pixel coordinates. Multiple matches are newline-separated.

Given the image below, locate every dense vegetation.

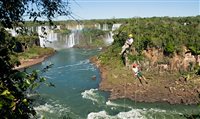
left=77, top=28, right=109, bottom=47
left=0, top=0, right=71, bottom=118
left=54, top=28, right=71, bottom=35
left=114, top=16, right=199, bottom=54
left=99, top=16, right=200, bottom=64
left=0, top=28, right=49, bottom=118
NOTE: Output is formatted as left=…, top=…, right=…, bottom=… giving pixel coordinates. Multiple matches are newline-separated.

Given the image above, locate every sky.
left=61, top=0, right=200, bottom=20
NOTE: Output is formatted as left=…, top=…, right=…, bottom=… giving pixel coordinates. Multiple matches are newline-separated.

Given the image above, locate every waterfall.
left=104, top=24, right=121, bottom=45
left=38, top=26, right=49, bottom=48
left=102, top=24, right=108, bottom=31
left=94, top=24, right=101, bottom=29
left=5, top=23, right=122, bottom=49
left=104, top=32, right=114, bottom=45
left=37, top=26, right=80, bottom=50
left=66, top=33, right=75, bottom=48
left=5, top=28, right=19, bottom=37
left=112, top=24, right=121, bottom=31
left=76, top=24, right=84, bottom=30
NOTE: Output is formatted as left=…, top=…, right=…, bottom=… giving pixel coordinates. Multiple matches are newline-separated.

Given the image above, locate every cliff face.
left=139, top=48, right=199, bottom=73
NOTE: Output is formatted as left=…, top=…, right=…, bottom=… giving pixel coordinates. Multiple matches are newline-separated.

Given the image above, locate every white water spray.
left=37, top=26, right=80, bottom=49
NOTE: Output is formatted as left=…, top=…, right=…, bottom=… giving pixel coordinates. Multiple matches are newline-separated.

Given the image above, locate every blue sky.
left=65, top=0, right=200, bottom=20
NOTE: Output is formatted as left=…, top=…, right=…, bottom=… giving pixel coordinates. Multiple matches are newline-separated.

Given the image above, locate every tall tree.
left=0, top=0, right=71, bottom=28
left=0, top=0, right=71, bottom=118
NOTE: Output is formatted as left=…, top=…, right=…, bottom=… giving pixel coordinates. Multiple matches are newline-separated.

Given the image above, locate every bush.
left=164, top=42, right=175, bottom=56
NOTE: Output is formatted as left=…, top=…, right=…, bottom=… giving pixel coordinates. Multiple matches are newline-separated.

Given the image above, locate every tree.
left=0, top=0, right=71, bottom=118
left=0, top=0, right=71, bottom=28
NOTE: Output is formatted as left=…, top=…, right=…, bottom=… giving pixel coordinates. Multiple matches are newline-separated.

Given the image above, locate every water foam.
left=27, top=93, right=40, bottom=98
left=34, top=103, right=54, bottom=113
left=34, top=102, right=71, bottom=118
left=103, top=100, right=182, bottom=119
left=87, top=109, right=146, bottom=119
left=106, top=100, right=133, bottom=110
left=106, top=100, right=124, bottom=107
left=87, top=111, right=113, bottom=119
left=117, top=109, right=145, bottom=119
left=75, top=67, right=95, bottom=71
left=148, top=108, right=167, bottom=113
left=81, top=89, right=99, bottom=103
left=57, top=59, right=89, bottom=69
left=81, top=88, right=105, bottom=104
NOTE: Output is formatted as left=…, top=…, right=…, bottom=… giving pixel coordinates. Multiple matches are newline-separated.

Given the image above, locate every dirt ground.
left=14, top=53, right=55, bottom=70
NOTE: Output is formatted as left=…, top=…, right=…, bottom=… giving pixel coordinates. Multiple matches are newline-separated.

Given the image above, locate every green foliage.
left=0, top=0, right=71, bottom=28
left=0, top=28, right=18, bottom=69
left=82, top=28, right=107, bottom=38
left=16, top=34, right=40, bottom=47
left=127, top=54, right=144, bottom=62
left=194, top=65, right=200, bottom=75
left=0, top=66, right=53, bottom=118
left=0, top=0, right=70, bottom=118
left=0, top=29, right=54, bottom=118
left=0, top=28, right=32, bottom=118
left=54, top=29, right=71, bottom=35
left=113, top=30, right=128, bottom=46
left=79, top=28, right=108, bottom=47
left=92, top=38, right=106, bottom=47
left=98, top=44, right=123, bottom=67
left=188, top=46, right=200, bottom=55
left=112, top=16, right=200, bottom=56
left=17, top=46, right=55, bottom=60
left=164, top=42, right=175, bottom=56
left=184, top=113, right=200, bottom=119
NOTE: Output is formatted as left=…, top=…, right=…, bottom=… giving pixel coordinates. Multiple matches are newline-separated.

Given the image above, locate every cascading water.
left=103, top=24, right=121, bottom=45
left=76, top=24, right=84, bottom=30
left=102, top=24, right=109, bottom=31
left=104, top=32, right=114, bottom=45
left=37, top=26, right=80, bottom=50
left=112, top=24, right=121, bottom=31
left=5, top=28, right=19, bottom=37
left=6, top=23, right=122, bottom=49
left=37, top=24, right=118, bottom=49
left=66, top=32, right=75, bottom=48
left=94, top=24, right=101, bottom=29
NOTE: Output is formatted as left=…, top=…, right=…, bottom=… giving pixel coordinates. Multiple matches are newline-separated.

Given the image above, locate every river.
left=28, top=48, right=199, bottom=119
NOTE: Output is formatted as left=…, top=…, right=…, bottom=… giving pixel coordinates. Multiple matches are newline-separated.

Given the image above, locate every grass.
left=17, top=46, right=55, bottom=60
left=98, top=45, right=137, bottom=85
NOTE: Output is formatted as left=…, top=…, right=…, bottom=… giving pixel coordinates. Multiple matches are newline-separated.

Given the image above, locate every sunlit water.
left=27, top=48, right=199, bottom=119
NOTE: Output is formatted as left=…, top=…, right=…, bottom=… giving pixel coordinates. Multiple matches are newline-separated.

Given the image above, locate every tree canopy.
left=113, top=16, right=200, bottom=56
left=0, top=0, right=71, bottom=28
left=0, top=0, right=71, bottom=118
